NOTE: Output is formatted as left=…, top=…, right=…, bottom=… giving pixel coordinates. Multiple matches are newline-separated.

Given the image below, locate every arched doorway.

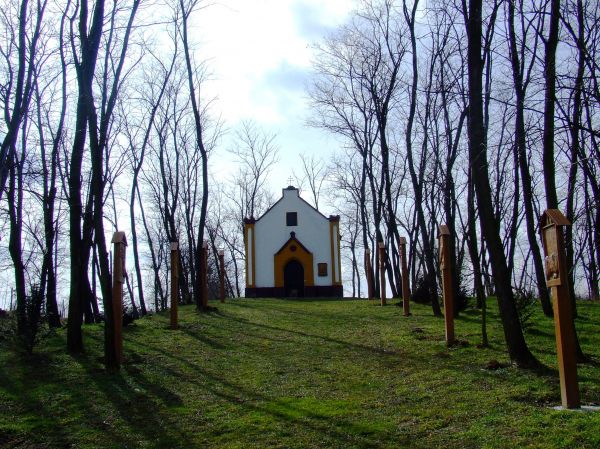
left=284, top=260, right=304, bottom=297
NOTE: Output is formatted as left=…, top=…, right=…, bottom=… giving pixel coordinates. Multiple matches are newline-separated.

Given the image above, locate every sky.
left=0, top=1, right=358, bottom=309
left=191, top=0, right=355, bottom=207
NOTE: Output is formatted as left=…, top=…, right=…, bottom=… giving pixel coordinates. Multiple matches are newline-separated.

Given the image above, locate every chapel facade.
left=244, top=186, right=343, bottom=298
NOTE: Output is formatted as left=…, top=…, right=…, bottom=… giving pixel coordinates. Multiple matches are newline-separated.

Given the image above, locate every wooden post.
left=378, top=242, right=386, bottom=306
left=111, top=232, right=127, bottom=369
left=438, top=225, right=455, bottom=345
left=365, top=247, right=373, bottom=300
left=219, top=249, right=225, bottom=303
left=170, top=242, right=179, bottom=329
left=398, top=237, right=411, bottom=316
left=540, top=209, right=580, bottom=409
left=202, top=240, right=209, bottom=309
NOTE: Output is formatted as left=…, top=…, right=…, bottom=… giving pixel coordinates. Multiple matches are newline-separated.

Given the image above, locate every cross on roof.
left=287, top=176, right=294, bottom=186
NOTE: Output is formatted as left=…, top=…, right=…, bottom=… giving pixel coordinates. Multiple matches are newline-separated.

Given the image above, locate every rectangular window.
left=286, top=212, right=297, bottom=226
left=318, top=263, right=328, bottom=277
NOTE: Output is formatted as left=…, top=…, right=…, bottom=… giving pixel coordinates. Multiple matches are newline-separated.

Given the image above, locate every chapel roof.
left=245, top=185, right=337, bottom=224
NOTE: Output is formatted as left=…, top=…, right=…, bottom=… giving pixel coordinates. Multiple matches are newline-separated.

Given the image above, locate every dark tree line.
left=0, top=0, right=222, bottom=367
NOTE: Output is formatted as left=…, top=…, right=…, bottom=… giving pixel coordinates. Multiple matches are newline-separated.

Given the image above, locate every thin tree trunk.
left=8, top=145, right=27, bottom=336
left=137, top=182, right=164, bottom=308
left=467, top=167, right=487, bottom=345
left=542, top=0, right=561, bottom=209
left=405, top=0, right=440, bottom=316
left=565, top=0, right=586, bottom=318
left=0, top=0, right=46, bottom=200
left=180, top=0, right=210, bottom=310
left=33, top=70, right=62, bottom=328
left=67, top=90, right=88, bottom=353
left=507, top=0, right=553, bottom=316
left=584, top=180, right=600, bottom=300
left=67, top=0, right=107, bottom=353
left=129, top=48, right=175, bottom=315
left=463, top=0, right=540, bottom=368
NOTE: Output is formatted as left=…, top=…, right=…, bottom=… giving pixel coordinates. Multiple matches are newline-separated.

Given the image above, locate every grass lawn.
left=1, top=298, right=599, bottom=448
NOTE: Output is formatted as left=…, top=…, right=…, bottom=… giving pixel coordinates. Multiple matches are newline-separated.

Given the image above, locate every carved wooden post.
left=438, top=225, right=455, bottom=345
left=398, top=237, right=411, bottom=316
left=111, top=232, right=127, bottom=369
left=219, top=249, right=225, bottom=303
left=378, top=241, right=386, bottom=306
left=170, top=241, right=179, bottom=329
left=365, top=247, right=373, bottom=300
left=202, top=240, right=209, bottom=309
left=540, top=209, right=580, bottom=409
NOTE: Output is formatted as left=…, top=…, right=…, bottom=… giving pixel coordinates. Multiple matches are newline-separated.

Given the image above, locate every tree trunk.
left=565, top=0, right=586, bottom=318
left=405, top=0, right=440, bottom=316
left=507, top=0, right=553, bottom=316
left=0, top=0, right=44, bottom=200
left=67, top=0, right=108, bottom=353
left=67, top=89, right=89, bottom=353
left=8, top=147, right=27, bottom=336
left=130, top=186, right=147, bottom=315
left=542, top=0, right=561, bottom=209
left=137, top=183, right=164, bottom=309
left=584, top=181, right=600, bottom=300
left=180, top=0, right=210, bottom=310
left=464, top=0, right=540, bottom=368
left=467, top=166, right=487, bottom=345
left=33, top=72, right=62, bottom=328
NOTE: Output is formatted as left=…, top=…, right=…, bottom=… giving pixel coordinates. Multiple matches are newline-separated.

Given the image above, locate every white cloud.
left=190, top=1, right=354, bottom=191
left=193, top=0, right=353, bottom=123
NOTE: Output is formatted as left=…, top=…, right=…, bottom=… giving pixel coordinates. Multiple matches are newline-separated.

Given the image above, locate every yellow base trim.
left=244, top=223, right=256, bottom=287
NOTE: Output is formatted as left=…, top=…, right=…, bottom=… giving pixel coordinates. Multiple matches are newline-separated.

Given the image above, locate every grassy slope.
left=0, top=298, right=599, bottom=449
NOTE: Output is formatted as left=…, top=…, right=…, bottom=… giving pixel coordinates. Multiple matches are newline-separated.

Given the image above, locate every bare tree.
left=0, top=0, right=48, bottom=200
left=229, top=120, right=279, bottom=220
left=541, top=0, right=561, bottom=209
left=463, top=0, right=540, bottom=368
left=293, top=154, right=328, bottom=210
left=505, top=0, right=553, bottom=316
left=66, top=0, right=140, bottom=369
left=65, top=0, right=105, bottom=353
left=405, top=0, right=444, bottom=315
left=178, top=0, right=211, bottom=310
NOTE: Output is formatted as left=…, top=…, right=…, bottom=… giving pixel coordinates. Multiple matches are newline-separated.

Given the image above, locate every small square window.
left=318, top=263, right=328, bottom=277
left=286, top=212, right=297, bottom=226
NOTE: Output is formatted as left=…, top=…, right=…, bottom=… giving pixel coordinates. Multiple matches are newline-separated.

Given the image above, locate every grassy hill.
left=1, top=298, right=599, bottom=448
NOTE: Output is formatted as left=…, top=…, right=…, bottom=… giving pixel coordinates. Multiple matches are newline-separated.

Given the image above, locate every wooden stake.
left=111, top=232, right=127, bottom=369
left=399, top=237, right=411, bottom=316
left=438, top=225, right=455, bottom=345
left=202, top=241, right=209, bottom=308
left=365, top=248, right=373, bottom=300
left=170, top=242, right=179, bottom=329
left=540, top=209, right=580, bottom=409
left=378, top=242, right=386, bottom=306
left=219, top=249, right=225, bottom=303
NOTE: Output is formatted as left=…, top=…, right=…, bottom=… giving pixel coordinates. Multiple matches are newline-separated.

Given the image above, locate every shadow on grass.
left=221, top=307, right=567, bottom=382
left=455, top=310, right=487, bottom=324
left=178, top=326, right=227, bottom=350
left=226, top=301, right=357, bottom=323
left=205, top=311, right=412, bottom=358
left=0, top=354, right=77, bottom=448
left=130, top=338, right=399, bottom=448
left=525, top=327, right=554, bottom=338
left=0, top=348, right=147, bottom=448
left=81, top=333, right=191, bottom=448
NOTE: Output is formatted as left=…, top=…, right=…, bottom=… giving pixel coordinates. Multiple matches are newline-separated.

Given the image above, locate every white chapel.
left=244, top=186, right=343, bottom=298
